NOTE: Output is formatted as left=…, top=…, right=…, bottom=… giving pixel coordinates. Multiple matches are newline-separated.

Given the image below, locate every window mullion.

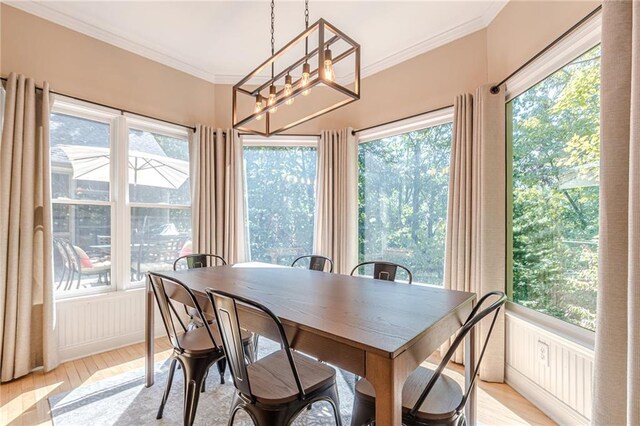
left=113, top=115, right=130, bottom=291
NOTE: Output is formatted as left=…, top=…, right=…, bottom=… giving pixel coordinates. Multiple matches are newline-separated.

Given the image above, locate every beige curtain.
left=313, top=128, right=358, bottom=274
left=0, top=73, right=58, bottom=382
left=443, top=84, right=506, bottom=382
left=593, top=1, right=639, bottom=423
left=190, top=126, right=248, bottom=264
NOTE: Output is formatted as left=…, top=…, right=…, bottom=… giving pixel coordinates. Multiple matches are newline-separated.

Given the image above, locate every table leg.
left=145, top=275, right=155, bottom=387
left=464, top=319, right=477, bottom=425
left=365, top=352, right=403, bottom=426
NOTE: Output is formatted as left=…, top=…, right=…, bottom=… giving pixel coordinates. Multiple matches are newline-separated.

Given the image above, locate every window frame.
left=51, top=97, right=192, bottom=298
left=504, top=10, right=601, bottom=338
left=241, top=134, right=319, bottom=263
left=356, top=108, right=454, bottom=286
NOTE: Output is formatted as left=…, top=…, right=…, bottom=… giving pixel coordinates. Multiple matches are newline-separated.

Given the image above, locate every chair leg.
left=182, top=358, right=211, bottom=426
left=217, top=358, right=227, bottom=384
left=157, top=358, right=178, bottom=419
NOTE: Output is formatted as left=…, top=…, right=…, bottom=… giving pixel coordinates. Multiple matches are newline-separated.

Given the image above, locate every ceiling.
left=8, top=1, right=507, bottom=84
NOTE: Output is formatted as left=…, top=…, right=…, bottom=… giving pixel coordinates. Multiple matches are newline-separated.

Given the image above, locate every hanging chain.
left=305, top=0, right=309, bottom=29
left=270, top=0, right=275, bottom=78
left=304, top=0, right=309, bottom=56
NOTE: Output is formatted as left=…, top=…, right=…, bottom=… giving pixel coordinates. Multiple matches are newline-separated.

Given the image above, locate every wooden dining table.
left=144, top=262, right=477, bottom=426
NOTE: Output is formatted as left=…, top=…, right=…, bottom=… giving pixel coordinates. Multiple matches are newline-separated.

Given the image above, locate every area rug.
left=49, top=339, right=354, bottom=425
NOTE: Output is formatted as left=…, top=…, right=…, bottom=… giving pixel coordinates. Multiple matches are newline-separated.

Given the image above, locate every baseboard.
left=506, top=365, right=589, bottom=425
left=58, top=324, right=166, bottom=363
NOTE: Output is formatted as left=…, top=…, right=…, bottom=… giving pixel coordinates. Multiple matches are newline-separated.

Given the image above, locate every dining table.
left=144, top=262, right=477, bottom=426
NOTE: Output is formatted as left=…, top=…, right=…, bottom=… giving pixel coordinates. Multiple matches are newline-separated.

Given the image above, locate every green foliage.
left=510, top=45, right=600, bottom=330
left=244, top=146, right=317, bottom=264
left=358, top=123, right=452, bottom=285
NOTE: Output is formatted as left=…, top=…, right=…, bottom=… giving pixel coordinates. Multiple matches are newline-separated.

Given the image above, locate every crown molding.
left=7, top=0, right=508, bottom=86
left=5, top=0, right=218, bottom=83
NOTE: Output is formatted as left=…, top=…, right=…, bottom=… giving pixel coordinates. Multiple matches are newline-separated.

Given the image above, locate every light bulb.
left=284, top=74, right=294, bottom=106
left=268, top=85, right=278, bottom=114
left=323, top=48, right=335, bottom=82
left=254, top=94, right=264, bottom=121
left=301, top=62, right=311, bottom=96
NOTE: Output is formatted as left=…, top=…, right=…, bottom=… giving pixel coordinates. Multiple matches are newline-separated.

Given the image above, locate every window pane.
left=52, top=204, right=111, bottom=293
left=244, top=146, right=317, bottom=265
left=50, top=113, right=111, bottom=201
left=359, top=124, right=452, bottom=285
left=510, top=46, right=600, bottom=330
left=128, top=129, right=190, bottom=204
left=130, top=207, right=192, bottom=282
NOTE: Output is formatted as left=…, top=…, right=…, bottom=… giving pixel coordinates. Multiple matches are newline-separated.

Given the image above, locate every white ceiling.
left=8, top=0, right=507, bottom=84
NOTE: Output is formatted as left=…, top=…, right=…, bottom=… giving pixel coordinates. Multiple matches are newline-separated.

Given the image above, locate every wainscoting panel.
left=56, top=288, right=166, bottom=362
left=505, top=310, right=594, bottom=424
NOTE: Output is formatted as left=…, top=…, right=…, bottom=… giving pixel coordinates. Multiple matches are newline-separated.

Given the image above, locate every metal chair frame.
left=173, top=253, right=227, bottom=270
left=206, top=289, right=342, bottom=426
left=291, top=255, right=334, bottom=273
left=351, top=291, right=507, bottom=426
left=350, top=261, right=413, bottom=284
left=149, top=272, right=227, bottom=426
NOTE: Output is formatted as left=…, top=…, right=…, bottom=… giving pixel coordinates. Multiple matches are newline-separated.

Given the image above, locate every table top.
left=156, top=263, right=476, bottom=358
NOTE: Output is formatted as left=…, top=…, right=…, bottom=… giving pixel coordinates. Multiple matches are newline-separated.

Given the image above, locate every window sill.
left=55, top=286, right=146, bottom=304
left=506, top=301, right=595, bottom=351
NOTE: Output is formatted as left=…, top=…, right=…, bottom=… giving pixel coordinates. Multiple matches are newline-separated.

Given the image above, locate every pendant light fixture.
left=232, top=0, right=361, bottom=136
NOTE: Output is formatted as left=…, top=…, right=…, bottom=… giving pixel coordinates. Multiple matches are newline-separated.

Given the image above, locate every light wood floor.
left=0, top=338, right=555, bottom=426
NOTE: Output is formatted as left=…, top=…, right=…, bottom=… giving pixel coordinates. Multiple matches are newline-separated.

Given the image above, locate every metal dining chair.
left=291, top=255, right=334, bottom=273
left=173, top=254, right=227, bottom=329
left=148, top=272, right=229, bottom=426
left=206, top=289, right=343, bottom=426
left=350, top=261, right=413, bottom=284
left=350, top=291, right=507, bottom=426
left=171, top=254, right=257, bottom=390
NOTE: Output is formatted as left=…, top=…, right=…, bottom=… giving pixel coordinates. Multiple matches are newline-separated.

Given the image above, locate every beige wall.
left=1, top=1, right=601, bottom=133
left=0, top=4, right=216, bottom=128
left=487, top=0, right=600, bottom=83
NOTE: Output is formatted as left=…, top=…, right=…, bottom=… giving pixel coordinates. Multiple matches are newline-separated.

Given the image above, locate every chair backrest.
left=173, top=253, right=227, bottom=271
left=148, top=272, right=219, bottom=352
left=408, top=291, right=507, bottom=418
left=291, top=255, right=334, bottom=273
left=350, top=261, right=413, bottom=284
left=206, top=289, right=306, bottom=402
left=55, top=237, right=81, bottom=272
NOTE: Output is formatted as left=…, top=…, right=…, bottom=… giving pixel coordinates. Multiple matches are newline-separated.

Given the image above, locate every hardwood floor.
left=0, top=338, right=555, bottom=425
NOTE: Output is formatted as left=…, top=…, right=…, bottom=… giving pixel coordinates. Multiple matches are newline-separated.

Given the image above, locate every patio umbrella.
left=58, top=145, right=189, bottom=189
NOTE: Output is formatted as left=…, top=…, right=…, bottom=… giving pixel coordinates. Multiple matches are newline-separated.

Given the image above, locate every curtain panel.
left=313, top=128, right=358, bottom=275
left=443, top=84, right=506, bottom=382
left=0, top=72, right=58, bottom=382
left=190, top=127, right=248, bottom=264
left=592, top=0, right=639, bottom=423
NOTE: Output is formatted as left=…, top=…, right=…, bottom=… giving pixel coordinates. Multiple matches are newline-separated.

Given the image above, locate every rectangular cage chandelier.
left=233, top=7, right=360, bottom=137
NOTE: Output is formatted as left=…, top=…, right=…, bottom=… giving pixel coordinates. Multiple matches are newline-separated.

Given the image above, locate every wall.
left=487, top=0, right=600, bottom=83
left=214, top=29, right=488, bottom=133
left=0, top=4, right=216, bottom=127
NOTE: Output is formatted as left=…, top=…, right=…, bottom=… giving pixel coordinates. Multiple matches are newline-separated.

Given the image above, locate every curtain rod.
left=352, top=104, right=454, bottom=135
left=238, top=132, right=321, bottom=137
left=490, top=4, right=602, bottom=94
left=0, top=75, right=197, bottom=132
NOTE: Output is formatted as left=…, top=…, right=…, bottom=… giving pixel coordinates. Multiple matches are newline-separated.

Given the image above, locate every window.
left=243, top=137, right=317, bottom=265
left=50, top=99, right=191, bottom=296
left=127, top=123, right=191, bottom=284
left=508, top=45, right=600, bottom=330
left=358, top=113, right=453, bottom=285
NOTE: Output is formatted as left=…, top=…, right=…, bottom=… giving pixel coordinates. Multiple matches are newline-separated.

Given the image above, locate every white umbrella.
left=58, top=145, right=189, bottom=189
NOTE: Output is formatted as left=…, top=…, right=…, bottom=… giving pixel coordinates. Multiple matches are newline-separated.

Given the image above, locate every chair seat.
left=177, top=324, right=252, bottom=356
left=246, top=350, right=336, bottom=405
left=355, top=366, right=463, bottom=421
